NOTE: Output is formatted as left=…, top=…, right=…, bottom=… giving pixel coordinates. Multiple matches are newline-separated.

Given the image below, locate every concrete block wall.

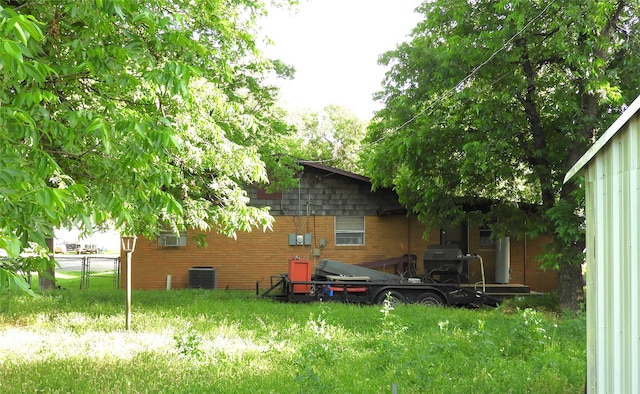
left=248, top=167, right=401, bottom=217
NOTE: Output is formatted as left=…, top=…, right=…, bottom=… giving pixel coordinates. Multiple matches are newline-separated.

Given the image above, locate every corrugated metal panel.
left=584, top=112, right=640, bottom=393
left=565, top=94, right=640, bottom=181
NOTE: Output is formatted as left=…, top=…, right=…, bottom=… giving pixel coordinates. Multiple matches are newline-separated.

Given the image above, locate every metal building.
left=565, top=95, right=640, bottom=393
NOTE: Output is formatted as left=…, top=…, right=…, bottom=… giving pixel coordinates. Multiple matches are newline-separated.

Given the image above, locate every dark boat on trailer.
left=260, top=257, right=501, bottom=307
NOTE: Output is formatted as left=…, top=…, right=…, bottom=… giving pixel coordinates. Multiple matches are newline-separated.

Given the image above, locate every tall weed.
left=173, top=322, right=204, bottom=360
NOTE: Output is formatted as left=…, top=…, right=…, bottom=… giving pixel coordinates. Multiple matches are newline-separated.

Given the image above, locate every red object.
left=288, top=259, right=312, bottom=294
left=327, top=286, right=367, bottom=293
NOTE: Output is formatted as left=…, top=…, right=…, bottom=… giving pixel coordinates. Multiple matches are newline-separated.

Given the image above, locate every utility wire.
left=304, top=0, right=556, bottom=165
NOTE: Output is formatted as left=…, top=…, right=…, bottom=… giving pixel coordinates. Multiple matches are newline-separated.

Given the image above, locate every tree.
left=0, top=0, right=298, bottom=293
left=364, top=0, right=640, bottom=310
left=286, top=105, right=368, bottom=173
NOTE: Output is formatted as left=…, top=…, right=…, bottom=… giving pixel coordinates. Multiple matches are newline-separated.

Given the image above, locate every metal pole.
left=125, top=251, right=132, bottom=330
left=84, top=257, right=89, bottom=289
left=121, top=235, right=136, bottom=331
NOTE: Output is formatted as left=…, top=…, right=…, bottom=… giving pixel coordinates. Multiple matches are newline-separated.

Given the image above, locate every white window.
left=158, top=230, right=188, bottom=247
left=335, top=216, right=365, bottom=246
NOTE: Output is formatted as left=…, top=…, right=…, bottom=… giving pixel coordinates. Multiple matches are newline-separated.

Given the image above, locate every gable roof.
left=564, top=94, right=640, bottom=183
left=298, top=161, right=407, bottom=215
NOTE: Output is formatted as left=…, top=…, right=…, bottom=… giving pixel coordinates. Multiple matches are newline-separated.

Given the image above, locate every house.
left=123, top=161, right=557, bottom=294
left=565, top=94, right=640, bottom=393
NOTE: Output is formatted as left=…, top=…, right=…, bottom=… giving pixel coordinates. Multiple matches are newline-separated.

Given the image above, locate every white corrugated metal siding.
left=582, top=111, right=640, bottom=393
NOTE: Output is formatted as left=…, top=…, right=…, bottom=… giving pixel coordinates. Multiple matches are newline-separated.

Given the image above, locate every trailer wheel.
left=417, top=291, right=444, bottom=306
left=375, top=290, right=405, bottom=307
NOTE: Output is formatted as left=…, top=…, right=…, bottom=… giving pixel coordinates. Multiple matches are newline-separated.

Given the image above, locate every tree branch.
left=46, top=71, right=91, bottom=83
left=44, top=142, right=101, bottom=159
left=515, top=38, right=555, bottom=207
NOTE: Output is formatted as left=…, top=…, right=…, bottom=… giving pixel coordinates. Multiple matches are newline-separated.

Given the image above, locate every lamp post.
left=121, top=235, right=137, bottom=331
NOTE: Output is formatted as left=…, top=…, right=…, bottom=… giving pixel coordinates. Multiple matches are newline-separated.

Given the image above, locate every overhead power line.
left=303, top=0, right=556, bottom=166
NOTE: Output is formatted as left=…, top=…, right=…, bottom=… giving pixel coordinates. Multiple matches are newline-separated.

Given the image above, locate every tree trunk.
left=557, top=262, right=584, bottom=312
left=38, top=237, right=56, bottom=291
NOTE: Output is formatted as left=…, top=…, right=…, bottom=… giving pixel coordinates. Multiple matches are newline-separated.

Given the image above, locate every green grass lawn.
left=0, top=286, right=585, bottom=393
left=29, top=270, right=118, bottom=291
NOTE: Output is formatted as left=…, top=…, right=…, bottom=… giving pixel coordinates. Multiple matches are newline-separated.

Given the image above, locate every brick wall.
left=467, top=223, right=557, bottom=293
left=125, top=217, right=558, bottom=293
left=123, top=215, right=439, bottom=290
left=510, top=235, right=558, bottom=293
left=124, top=162, right=558, bottom=293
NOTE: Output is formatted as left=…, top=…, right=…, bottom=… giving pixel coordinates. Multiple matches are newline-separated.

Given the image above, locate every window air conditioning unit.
left=163, top=235, right=180, bottom=247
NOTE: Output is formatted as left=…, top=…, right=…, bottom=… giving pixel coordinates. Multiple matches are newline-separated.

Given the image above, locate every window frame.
left=479, top=227, right=494, bottom=246
left=334, top=216, right=365, bottom=246
left=158, top=229, right=188, bottom=247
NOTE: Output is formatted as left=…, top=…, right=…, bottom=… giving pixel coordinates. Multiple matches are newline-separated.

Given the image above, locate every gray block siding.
left=247, top=166, right=401, bottom=216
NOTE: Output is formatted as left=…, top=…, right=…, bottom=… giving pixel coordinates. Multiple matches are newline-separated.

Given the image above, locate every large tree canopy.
left=285, top=105, right=367, bottom=174
left=0, top=0, right=297, bottom=291
left=364, top=0, right=640, bottom=309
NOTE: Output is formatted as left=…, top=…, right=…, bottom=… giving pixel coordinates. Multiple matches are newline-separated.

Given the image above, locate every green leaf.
left=0, top=235, right=21, bottom=258
left=9, top=272, right=35, bottom=296
left=0, top=0, right=296, bottom=289
left=11, top=18, right=28, bottom=46
left=85, top=117, right=104, bottom=133
left=363, top=0, right=636, bottom=291
left=3, top=41, right=23, bottom=62
left=23, top=62, right=46, bottom=83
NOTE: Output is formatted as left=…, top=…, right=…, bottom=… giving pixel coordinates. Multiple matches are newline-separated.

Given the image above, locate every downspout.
left=466, top=221, right=470, bottom=255
left=407, top=216, right=411, bottom=256
left=523, top=237, right=527, bottom=286
left=495, top=236, right=511, bottom=284
left=298, top=177, right=302, bottom=217
left=313, top=215, right=317, bottom=267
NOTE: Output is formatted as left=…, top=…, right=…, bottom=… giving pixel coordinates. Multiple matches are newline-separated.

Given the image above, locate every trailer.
left=261, top=258, right=499, bottom=307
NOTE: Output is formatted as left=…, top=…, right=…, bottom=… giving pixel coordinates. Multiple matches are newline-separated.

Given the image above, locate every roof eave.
left=299, top=160, right=371, bottom=183
left=564, top=94, right=640, bottom=183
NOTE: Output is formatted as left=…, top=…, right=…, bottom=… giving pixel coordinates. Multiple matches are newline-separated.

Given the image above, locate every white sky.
left=259, top=0, right=423, bottom=120
left=55, top=228, right=121, bottom=252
